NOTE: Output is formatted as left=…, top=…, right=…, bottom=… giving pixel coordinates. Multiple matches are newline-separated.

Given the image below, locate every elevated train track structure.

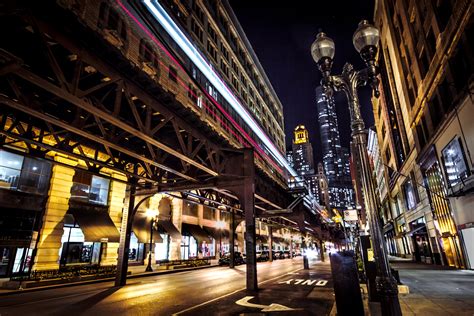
left=0, top=0, right=342, bottom=290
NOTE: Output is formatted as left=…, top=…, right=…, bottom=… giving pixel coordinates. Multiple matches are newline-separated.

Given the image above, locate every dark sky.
left=229, top=0, right=375, bottom=163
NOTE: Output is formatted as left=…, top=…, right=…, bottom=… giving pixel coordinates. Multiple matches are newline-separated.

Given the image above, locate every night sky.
left=229, top=0, right=375, bottom=163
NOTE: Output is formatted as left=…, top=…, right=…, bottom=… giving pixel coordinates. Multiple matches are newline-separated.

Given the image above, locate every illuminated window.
left=71, top=171, right=110, bottom=205
left=0, top=150, right=51, bottom=194
left=442, top=138, right=470, bottom=187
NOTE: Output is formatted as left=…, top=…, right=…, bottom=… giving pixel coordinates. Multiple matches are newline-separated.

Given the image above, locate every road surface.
left=0, top=258, right=334, bottom=315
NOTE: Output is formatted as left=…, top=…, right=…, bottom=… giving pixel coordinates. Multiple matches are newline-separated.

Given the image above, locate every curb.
left=0, top=264, right=219, bottom=297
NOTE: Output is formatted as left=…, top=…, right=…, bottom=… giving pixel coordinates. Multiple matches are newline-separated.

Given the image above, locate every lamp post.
left=311, top=21, right=401, bottom=316
left=145, top=208, right=159, bottom=272
left=216, top=220, right=225, bottom=258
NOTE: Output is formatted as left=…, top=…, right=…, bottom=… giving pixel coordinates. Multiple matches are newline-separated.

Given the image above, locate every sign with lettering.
left=343, top=209, right=358, bottom=222
left=278, top=279, right=328, bottom=286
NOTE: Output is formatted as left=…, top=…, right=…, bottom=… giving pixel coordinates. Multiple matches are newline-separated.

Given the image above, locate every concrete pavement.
left=393, top=261, right=474, bottom=316
left=174, top=260, right=335, bottom=315
left=365, top=261, right=474, bottom=316
left=0, top=258, right=333, bottom=315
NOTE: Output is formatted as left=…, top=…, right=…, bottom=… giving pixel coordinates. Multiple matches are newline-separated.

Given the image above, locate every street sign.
left=343, top=209, right=358, bottom=222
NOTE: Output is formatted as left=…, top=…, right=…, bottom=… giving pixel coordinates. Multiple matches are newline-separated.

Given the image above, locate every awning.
left=270, top=236, right=285, bottom=244
left=132, top=211, right=163, bottom=244
left=256, top=234, right=268, bottom=244
left=68, top=206, right=120, bottom=243
left=157, top=220, right=181, bottom=240
left=182, top=223, right=211, bottom=244
left=408, top=225, right=427, bottom=236
left=203, top=226, right=237, bottom=240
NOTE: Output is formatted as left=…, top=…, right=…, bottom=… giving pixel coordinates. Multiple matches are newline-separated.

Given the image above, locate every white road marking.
left=235, top=296, right=300, bottom=312
left=172, top=267, right=303, bottom=315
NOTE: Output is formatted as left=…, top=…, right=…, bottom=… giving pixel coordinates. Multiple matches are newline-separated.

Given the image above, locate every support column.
left=320, top=239, right=325, bottom=262
left=229, top=210, right=235, bottom=268
left=268, top=226, right=273, bottom=262
left=242, top=148, right=257, bottom=291
left=302, top=236, right=309, bottom=269
left=33, top=157, right=77, bottom=271
left=115, top=179, right=136, bottom=287
left=170, top=197, right=182, bottom=260
left=290, top=235, right=293, bottom=259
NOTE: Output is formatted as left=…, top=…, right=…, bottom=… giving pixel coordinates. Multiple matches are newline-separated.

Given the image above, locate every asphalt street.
left=0, top=257, right=334, bottom=315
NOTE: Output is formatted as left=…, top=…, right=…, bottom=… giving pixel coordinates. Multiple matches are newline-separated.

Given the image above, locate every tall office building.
left=315, top=87, right=355, bottom=209
left=374, top=0, right=472, bottom=268
left=291, top=125, right=314, bottom=175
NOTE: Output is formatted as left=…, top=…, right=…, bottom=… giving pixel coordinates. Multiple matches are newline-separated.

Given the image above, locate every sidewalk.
left=365, top=261, right=474, bottom=316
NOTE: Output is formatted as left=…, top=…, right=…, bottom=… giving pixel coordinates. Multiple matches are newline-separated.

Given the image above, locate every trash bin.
left=329, top=250, right=364, bottom=316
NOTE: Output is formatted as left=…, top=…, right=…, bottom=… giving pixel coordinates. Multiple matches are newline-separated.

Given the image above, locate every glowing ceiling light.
left=142, top=0, right=297, bottom=177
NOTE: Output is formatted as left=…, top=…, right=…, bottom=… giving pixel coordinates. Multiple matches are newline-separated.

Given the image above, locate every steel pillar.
left=268, top=226, right=273, bottom=262
left=229, top=209, right=235, bottom=269
left=242, top=148, right=257, bottom=291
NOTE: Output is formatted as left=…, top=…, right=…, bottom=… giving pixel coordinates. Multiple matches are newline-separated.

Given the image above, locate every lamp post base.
left=145, top=252, right=153, bottom=272
left=376, top=276, right=402, bottom=316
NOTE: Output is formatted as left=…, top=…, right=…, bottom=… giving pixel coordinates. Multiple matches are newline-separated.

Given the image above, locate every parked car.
left=218, top=252, right=246, bottom=266
left=276, top=251, right=286, bottom=259
left=256, top=251, right=270, bottom=262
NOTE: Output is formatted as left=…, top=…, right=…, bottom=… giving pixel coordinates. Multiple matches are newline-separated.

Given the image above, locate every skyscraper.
left=291, top=125, right=314, bottom=175
left=316, top=86, right=355, bottom=209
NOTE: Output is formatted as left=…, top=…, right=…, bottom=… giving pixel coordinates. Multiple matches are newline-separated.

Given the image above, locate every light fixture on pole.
left=145, top=208, right=159, bottom=272
left=311, top=20, right=401, bottom=316
left=216, top=220, right=226, bottom=258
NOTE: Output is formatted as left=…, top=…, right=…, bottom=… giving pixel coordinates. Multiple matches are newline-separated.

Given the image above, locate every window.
left=220, top=43, right=229, bottom=61
left=71, top=171, right=110, bottom=205
left=18, top=157, right=52, bottom=195
left=207, top=41, right=217, bottom=61
left=192, top=1, right=204, bottom=23
left=97, top=2, right=127, bottom=45
left=191, top=18, right=203, bottom=43
left=403, top=177, right=418, bottom=210
left=188, top=83, right=198, bottom=103
left=90, top=176, right=110, bottom=205
left=220, top=59, right=229, bottom=77
left=139, top=39, right=158, bottom=69
left=0, top=151, right=23, bottom=190
left=207, top=24, right=217, bottom=43
left=442, top=137, right=470, bottom=187
left=168, top=66, right=177, bottom=82
left=203, top=208, right=216, bottom=220
left=0, top=150, right=51, bottom=195
left=182, top=202, right=198, bottom=217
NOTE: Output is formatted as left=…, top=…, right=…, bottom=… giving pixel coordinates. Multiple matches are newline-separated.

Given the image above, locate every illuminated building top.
left=293, top=125, right=310, bottom=145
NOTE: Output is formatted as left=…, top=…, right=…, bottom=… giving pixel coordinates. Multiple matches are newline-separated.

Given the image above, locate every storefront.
left=59, top=201, right=121, bottom=266
left=420, top=146, right=465, bottom=268
left=408, top=217, right=432, bottom=264
left=383, top=222, right=397, bottom=256
left=181, top=223, right=212, bottom=259
left=0, top=150, right=51, bottom=277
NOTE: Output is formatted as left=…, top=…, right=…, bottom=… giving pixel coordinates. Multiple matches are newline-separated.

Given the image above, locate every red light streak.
left=116, top=0, right=283, bottom=174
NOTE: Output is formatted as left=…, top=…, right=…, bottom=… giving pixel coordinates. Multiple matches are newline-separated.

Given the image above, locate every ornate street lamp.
left=311, top=21, right=401, bottom=316
left=145, top=208, right=159, bottom=272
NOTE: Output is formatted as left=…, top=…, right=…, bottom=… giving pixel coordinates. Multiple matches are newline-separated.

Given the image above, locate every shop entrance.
left=0, top=247, right=13, bottom=277
left=412, top=231, right=431, bottom=263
